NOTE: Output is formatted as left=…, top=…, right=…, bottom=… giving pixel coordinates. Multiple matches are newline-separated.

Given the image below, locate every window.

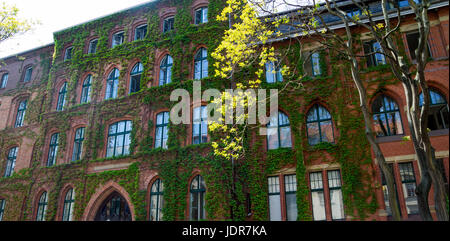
left=130, top=62, right=143, bottom=94
left=310, top=172, right=326, bottom=221
left=36, top=192, right=48, bottom=221
left=72, top=127, right=85, bottom=162
left=64, top=47, right=73, bottom=61
left=306, top=104, right=334, bottom=145
left=265, top=61, right=283, bottom=83
left=267, top=111, right=292, bottom=150
left=4, top=147, right=18, bottom=177
left=190, top=175, right=206, bottom=220
left=47, top=133, right=59, bottom=167
left=56, top=82, right=67, bottom=111
left=363, top=40, right=386, bottom=67
left=111, top=31, right=124, bottom=48
left=436, top=158, right=449, bottom=196
left=398, top=162, right=419, bottom=215
left=372, top=94, right=404, bottom=137
left=380, top=163, right=400, bottom=217
left=310, top=52, right=321, bottom=76
left=159, top=55, right=173, bottom=86
left=419, top=89, right=449, bottom=130
left=149, top=179, right=164, bottom=221
left=327, top=170, right=344, bottom=220
left=194, top=48, right=208, bottom=80
left=155, top=112, right=169, bottom=149
left=80, top=75, right=92, bottom=104
left=194, top=7, right=208, bottom=24
left=15, top=99, right=27, bottom=128
left=62, top=188, right=75, bottom=221
left=94, top=192, right=131, bottom=221
left=1, top=73, right=8, bottom=88
left=88, top=39, right=98, bottom=54
left=106, top=120, right=132, bottom=158
left=406, top=31, right=432, bottom=61
left=134, top=24, right=147, bottom=40
left=163, top=17, right=175, bottom=33
left=284, top=175, right=298, bottom=221
left=192, top=106, right=208, bottom=144
left=0, top=199, right=5, bottom=221
left=268, top=176, right=281, bottom=221
left=105, top=68, right=120, bottom=100
left=346, top=8, right=361, bottom=18
left=23, top=67, right=33, bottom=82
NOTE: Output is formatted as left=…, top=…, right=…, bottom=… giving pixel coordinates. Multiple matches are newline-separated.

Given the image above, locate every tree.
left=0, top=2, right=32, bottom=44
left=211, top=0, right=448, bottom=220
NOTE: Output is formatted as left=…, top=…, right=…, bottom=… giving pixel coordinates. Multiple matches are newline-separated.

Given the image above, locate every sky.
left=0, top=0, right=154, bottom=58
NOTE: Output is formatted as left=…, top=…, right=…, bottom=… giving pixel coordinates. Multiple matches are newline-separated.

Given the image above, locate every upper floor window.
left=105, top=68, right=119, bottom=100
left=372, top=94, right=404, bottom=137
left=4, top=147, right=18, bottom=178
left=268, top=174, right=298, bottom=221
left=47, top=133, right=59, bottom=167
left=23, top=67, right=33, bottom=82
left=194, top=48, right=208, bottom=80
left=265, top=61, right=283, bottom=83
left=149, top=178, right=164, bottom=221
left=163, top=17, right=175, bottom=33
left=0, top=199, right=5, bottom=221
left=159, top=55, right=173, bottom=86
left=190, top=175, right=206, bottom=221
left=72, top=127, right=85, bottom=162
left=111, top=31, right=125, bottom=48
left=267, top=111, right=292, bottom=150
left=134, top=24, right=147, bottom=41
left=56, top=82, right=67, bottom=111
left=130, top=62, right=143, bottom=94
left=193, top=106, right=208, bottom=144
left=363, top=40, right=386, bottom=67
left=310, top=52, right=321, bottom=76
left=419, top=89, right=449, bottom=130
left=36, top=191, right=48, bottom=221
left=194, top=7, right=208, bottom=24
left=1, top=73, right=8, bottom=88
left=64, top=47, right=73, bottom=61
left=88, top=39, right=98, bottom=54
left=15, top=99, right=27, bottom=128
left=106, top=120, right=132, bottom=158
left=80, top=75, right=92, bottom=104
left=155, top=112, right=169, bottom=149
left=306, top=104, right=334, bottom=145
left=346, top=8, right=361, bottom=18
left=406, top=31, right=432, bottom=61
left=62, top=188, right=75, bottom=221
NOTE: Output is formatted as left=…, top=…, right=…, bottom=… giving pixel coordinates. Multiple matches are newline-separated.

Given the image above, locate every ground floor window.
left=94, top=192, right=132, bottom=221
left=267, top=174, right=298, bottom=221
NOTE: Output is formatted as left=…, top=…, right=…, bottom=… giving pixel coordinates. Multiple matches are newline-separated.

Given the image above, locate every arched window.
left=23, top=66, right=33, bottom=82
left=159, top=55, right=173, bottom=86
left=163, top=16, right=175, bottom=33
left=149, top=179, right=164, bottom=221
left=194, top=48, right=208, bottom=80
left=56, top=82, right=67, bottom=111
left=192, top=106, right=208, bottom=144
left=94, top=192, right=132, bottom=221
left=419, top=89, right=449, bottom=130
left=15, top=99, right=27, bottom=128
left=134, top=24, right=147, bottom=41
left=190, top=175, right=206, bottom=221
left=267, top=111, right=292, bottom=150
left=1, top=73, right=8, bottom=88
left=36, top=191, right=48, bottom=221
left=80, top=75, right=92, bottom=104
left=106, top=120, right=132, bottom=158
left=130, top=62, right=143, bottom=94
left=72, top=127, right=85, bottom=162
left=306, top=104, right=334, bottom=145
left=372, top=94, right=404, bottom=137
left=194, top=7, right=208, bottom=24
left=47, top=133, right=59, bottom=167
left=62, top=188, right=75, bottom=221
left=4, top=147, right=18, bottom=177
left=155, top=112, right=169, bottom=149
left=265, top=61, right=283, bottom=83
left=105, top=68, right=120, bottom=100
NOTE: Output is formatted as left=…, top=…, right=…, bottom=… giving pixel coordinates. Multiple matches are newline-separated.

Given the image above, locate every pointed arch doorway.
left=94, top=191, right=132, bottom=221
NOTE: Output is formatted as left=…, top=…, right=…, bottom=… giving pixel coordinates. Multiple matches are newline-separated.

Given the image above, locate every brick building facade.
left=0, top=0, right=448, bottom=221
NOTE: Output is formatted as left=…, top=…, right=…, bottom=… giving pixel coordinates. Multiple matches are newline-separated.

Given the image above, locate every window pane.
left=269, top=195, right=282, bottom=221
left=330, top=189, right=345, bottom=220
left=307, top=122, right=320, bottom=145
left=267, top=127, right=279, bottom=150
left=279, top=126, right=292, bottom=148
left=265, top=62, right=275, bottom=83
left=285, top=193, right=297, bottom=221
left=320, top=120, right=333, bottom=143
left=311, top=191, right=326, bottom=221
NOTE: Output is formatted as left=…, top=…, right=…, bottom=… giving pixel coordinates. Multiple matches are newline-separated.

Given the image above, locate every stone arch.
left=82, top=181, right=135, bottom=221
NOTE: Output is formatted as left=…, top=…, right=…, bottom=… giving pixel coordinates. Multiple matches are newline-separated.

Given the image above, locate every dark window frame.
left=4, top=147, right=18, bottom=177
left=80, top=75, right=92, bottom=104
left=62, top=188, right=75, bottom=221
left=309, top=171, right=326, bottom=221
left=155, top=112, right=169, bottom=149
left=398, top=162, right=419, bottom=215
left=265, top=60, right=283, bottom=83
left=129, top=62, right=143, bottom=94
left=106, top=120, right=132, bottom=158
left=0, top=199, right=5, bottom=221
left=23, top=66, right=33, bottom=82
left=105, top=68, right=120, bottom=100
left=134, top=24, right=148, bottom=41
left=36, top=191, right=48, bottom=221
left=283, top=174, right=298, bottom=221
left=327, top=170, right=345, bottom=220
left=192, top=106, right=208, bottom=144
left=190, top=175, right=206, bottom=221
left=194, top=48, right=208, bottom=80
left=363, top=40, right=386, bottom=67
left=15, top=99, right=27, bottom=128
left=159, top=55, right=173, bottom=86
left=163, top=17, right=175, bottom=33
left=56, top=82, right=67, bottom=111
left=310, top=52, right=322, bottom=76
left=149, top=178, right=164, bottom=221
left=419, top=89, right=449, bottom=130
left=88, top=38, right=98, bottom=54
left=306, top=104, right=335, bottom=145
left=1, top=73, right=8, bottom=88
left=47, top=133, right=59, bottom=167
left=64, top=47, right=73, bottom=61
left=267, top=111, right=292, bottom=150
left=72, top=127, right=85, bottom=162
left=372, top=94, right=405, bottom=137
left=194, top=7, right=208, bottom=25
left=111, top=31, right=125, bottom=48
